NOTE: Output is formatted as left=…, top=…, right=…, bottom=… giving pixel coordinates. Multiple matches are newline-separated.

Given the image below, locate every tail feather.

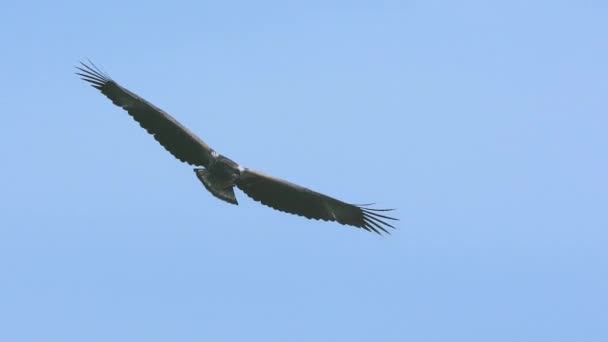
left=194, top=169, right=238, bottom=205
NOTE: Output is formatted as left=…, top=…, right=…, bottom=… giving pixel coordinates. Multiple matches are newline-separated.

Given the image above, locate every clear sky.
left=1, top=1, right=606, bottom=341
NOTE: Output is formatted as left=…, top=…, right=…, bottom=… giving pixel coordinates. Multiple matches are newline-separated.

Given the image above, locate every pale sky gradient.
left=1, top=1, right=607, bottom=341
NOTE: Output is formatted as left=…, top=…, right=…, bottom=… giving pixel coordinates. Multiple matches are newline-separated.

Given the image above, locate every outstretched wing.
left=236, top=169, right=397, bottom=234
left=76, top=61, right=213, bottom=167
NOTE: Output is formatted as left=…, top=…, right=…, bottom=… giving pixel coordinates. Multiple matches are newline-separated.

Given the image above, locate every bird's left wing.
left=76, top=61, right=214, bottom=167
left=236, top=168, right=397, bottom=234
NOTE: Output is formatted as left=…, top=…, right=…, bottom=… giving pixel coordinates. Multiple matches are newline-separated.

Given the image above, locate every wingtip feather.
left=76, top=60, right=111, bottom=88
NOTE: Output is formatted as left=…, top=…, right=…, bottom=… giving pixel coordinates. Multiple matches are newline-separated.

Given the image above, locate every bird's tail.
left=194, top=169, right=238, bottom=205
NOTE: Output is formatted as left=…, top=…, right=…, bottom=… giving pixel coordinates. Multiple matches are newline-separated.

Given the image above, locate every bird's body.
left=77, top=61, right=397, bottom=234
left=196, top=153, right=241, bottom=205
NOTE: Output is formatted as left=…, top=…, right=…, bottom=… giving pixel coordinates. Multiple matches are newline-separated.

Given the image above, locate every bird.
left=76, top=61, right=397, bottom=234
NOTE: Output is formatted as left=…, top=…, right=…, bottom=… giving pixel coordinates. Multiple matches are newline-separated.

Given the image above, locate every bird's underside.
left=77, top=60, right=397, bottom=234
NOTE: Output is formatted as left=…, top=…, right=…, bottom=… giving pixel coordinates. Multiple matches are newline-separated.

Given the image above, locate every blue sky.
left=1, top=1, right=606, bottom=341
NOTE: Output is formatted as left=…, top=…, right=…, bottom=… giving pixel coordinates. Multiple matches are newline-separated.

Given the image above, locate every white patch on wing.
left=325, top=202, right=338, bottom=220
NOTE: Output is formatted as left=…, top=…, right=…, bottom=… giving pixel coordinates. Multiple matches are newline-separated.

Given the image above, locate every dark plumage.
left=77, top=61, right=397, bottom=234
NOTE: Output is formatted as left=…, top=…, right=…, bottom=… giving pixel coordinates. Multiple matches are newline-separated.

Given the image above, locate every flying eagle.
left=76, top=61, right=397, bottom=234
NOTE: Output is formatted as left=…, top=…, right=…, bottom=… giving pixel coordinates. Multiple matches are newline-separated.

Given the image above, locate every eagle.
left=76, top=61, right=397, bottom=234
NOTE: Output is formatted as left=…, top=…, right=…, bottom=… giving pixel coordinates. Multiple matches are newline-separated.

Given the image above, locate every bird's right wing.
left=236, top=168, right=397, bottom=234
left=76, top=61, right=214, bottom=167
